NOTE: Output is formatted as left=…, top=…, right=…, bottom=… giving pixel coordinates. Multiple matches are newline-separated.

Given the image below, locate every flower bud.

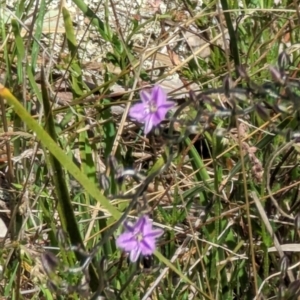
left=269, top=66, right=284, bottom=84
left=99, top=173, right=110, bottom=191
left=294, top=213, right=300, bottom=232
left=287, top=280, right=300, bottom=298
left=108, top=155, right=118, bottom=172
left=41, top=252, right=59, bottom=277
left=278, top=51, right=290, bottom=71
left=278, top=283, right=286, bottom=299
left=280, top=255, right=289, bottom=279
left=238, top=65, right=249, bottom=79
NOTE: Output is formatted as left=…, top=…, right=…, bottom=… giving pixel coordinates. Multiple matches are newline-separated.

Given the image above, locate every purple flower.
left=116, top=215, right=164, bottom=262
left=129, top=85, right=175, bottom=134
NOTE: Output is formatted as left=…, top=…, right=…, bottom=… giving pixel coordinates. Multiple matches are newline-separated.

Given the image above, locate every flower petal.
left=140, top=216, right=163, bottom=238
left=129, top=246, right=141, bottom=262
left=140, top=215, right=151, bottom=224
left=155, top=102, right=174, bottom=121
left=144, top=228, right=164, bottom=239
left=129, top=103, right=146, bottom=121
left=144, top=116, right=155, bottom=134
left=148, top=113, right=163, bottom=127
left=140, top=238, right=156, bottom=255
left=123, top=221, right=134, bottom=232
left=151, top=85, right=167, bottom=105
left=141, top=217, right=154, bottom=235
left=134, top=215, right=147, bottom=232
left=158, top=100, right=175, bottom=110
left=116, top=232, right=137, bottom=251
left=140, top=90, right=152, bottom=103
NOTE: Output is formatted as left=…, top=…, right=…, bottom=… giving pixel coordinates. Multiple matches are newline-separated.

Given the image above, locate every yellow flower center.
left=146, top=101, right=157, bottom=114
left=136, top=232, right=143, bottom=242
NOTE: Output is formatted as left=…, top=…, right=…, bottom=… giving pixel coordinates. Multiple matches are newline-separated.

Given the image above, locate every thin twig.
left=265, top=140, right=295, bottom=220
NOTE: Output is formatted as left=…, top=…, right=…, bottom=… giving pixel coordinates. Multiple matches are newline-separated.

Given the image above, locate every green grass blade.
left=40, top=66, right=99, bottom=290
left=31, top=0, right=46, bottom=71
left=0, top=84, right=121, bottom=220
left=71, top=0, right=111, bottom=41
left=11, top=19, right=25, bottom=83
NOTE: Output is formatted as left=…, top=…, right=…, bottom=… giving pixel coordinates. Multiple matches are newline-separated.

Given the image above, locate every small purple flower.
left=116, top=215, right=164, bottom=262
left=129, top=85, right=175, bottom=134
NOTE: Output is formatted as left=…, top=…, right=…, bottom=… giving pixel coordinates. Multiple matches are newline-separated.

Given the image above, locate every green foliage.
left=1, top=0, right=300, bottom=299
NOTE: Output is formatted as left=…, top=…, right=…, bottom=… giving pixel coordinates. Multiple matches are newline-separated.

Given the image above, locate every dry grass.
left=1, top=0, right=300, bottom=299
